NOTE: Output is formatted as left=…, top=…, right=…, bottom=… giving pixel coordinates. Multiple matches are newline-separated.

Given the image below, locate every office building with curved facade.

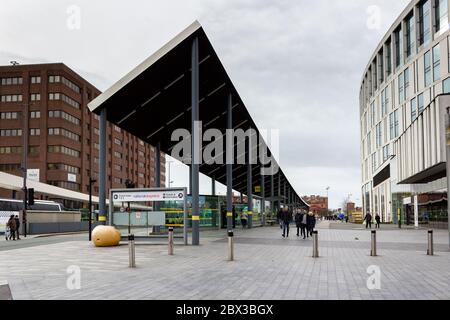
left=360, top=0, right=450, bottom=227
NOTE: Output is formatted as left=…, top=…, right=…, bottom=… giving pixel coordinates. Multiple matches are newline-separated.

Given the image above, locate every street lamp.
left=166, top=160, right=174, bottom=188
left=88, top=178, right=97, bottom=241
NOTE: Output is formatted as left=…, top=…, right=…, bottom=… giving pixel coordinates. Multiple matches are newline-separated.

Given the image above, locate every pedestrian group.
left=277, top=206, right=316, bottom=239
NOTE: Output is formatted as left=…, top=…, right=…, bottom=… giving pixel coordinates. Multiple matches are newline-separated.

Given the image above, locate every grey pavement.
left=0, top=221, right=449, bottom=300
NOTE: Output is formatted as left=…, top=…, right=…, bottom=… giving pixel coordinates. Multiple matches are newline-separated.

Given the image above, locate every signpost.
left=109, top=188, right=188, bottom=245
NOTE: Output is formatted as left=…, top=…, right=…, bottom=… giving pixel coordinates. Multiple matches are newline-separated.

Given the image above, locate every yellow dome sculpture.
left=92, top=226, right=121, bottom=247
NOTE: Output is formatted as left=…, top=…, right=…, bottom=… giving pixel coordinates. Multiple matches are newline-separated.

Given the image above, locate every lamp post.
left=88, top=178, right=97, bottom=241
left=166, top=160, right=174, bottom=188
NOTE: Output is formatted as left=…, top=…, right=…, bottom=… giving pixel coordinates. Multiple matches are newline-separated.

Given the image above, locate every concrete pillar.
left=226, top=93, right=233, bottom=232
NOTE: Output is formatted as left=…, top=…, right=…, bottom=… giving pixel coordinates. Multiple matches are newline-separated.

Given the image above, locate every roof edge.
left=88, top=20, right=202, bottom=113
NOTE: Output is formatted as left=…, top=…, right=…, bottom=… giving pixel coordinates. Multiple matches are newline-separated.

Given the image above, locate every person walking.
left=241, top=211, right=248, bottom=229
left=375, top=214, right=381, bottom=229
left=281, top=207, right=292, bottom=238
left=365, top=212, right=373, bottom=229
left=307, top=212, right=316, bottom=237
left=294, top=209, right=302, bottom=237
left=300, top=210, right=308, bottom=239
left=6, top=215, right=17, bottom=241
left=14, top=215, right=20, bottom=240
left=277, top=207, right=283, bottom=230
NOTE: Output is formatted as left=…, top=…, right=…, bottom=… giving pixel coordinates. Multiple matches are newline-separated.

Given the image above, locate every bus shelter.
left=109, top=187, right=188, bottom=244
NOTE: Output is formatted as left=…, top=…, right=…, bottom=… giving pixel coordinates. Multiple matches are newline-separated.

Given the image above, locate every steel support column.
left=191, top=37, right=200, bottom=246
left=277, top=174, right=281, bottom=210
left=446, top=111, right=450, bottom=250
left=261, top=173, right=265, bottom=226
left=99, top=107, right=107, bottom=224
left=226, top=93, right=233, bottom=232
left=211, top=176, right=216, bottom=196
left=270, top=173, right=274, bottom=214
left=247, top=160, right=253, bottom=229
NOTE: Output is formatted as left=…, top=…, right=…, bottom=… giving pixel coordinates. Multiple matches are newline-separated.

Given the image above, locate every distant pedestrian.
left=306, top=212, right=316, bottom=236
left=241, top=211, right=248, bottom=229
left=281, top=207, right=292, bottom=238
left=345, top=215, right=349, bottom=223
left=365, top=213, right=372, bottom=229
left=300, top=211, right=308, bottom=239
left=6, top=215, right=17, bottom=241
left=294, top=209, right=302, bottom=237
left=14, top=215, right=20, bottom=240
left=375, top=214, right=381, bottom=229
left=277, top=208, right=283, bottom=229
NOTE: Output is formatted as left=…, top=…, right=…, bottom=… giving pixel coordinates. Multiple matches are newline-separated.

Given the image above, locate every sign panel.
left=403, top=197, right=412, bottom=205
left=112, top=190, right=185, bottom=202
left=68, top=173, right=77, bottom=183
left=148, top=211, right=166, bottom=226
left=136, top=211, right=141, bottom=219
left=254, top=186, right=261, bottom=193
left=27, top=169, right=39, bottom=182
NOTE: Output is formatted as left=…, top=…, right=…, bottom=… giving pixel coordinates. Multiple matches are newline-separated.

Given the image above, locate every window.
left=424, top=50, right=432, bottom=86
left=48, top=110, right=80, bottom=125
left=394, top=28, right=403, bottom=67
left=114, top=125, right=121, bottom=133
left=47, top=163, right=80, bottom=174
left=389, top=111, right=400, bottom=140
left=48, top=75, right=61, bottom=83
left=383, top=145, right=390, bottom=161
left=114, top=151, right=122, bottom=159
left=48, top=92, right=80, bottom=109
left=48, top=128, right=80, bottom=141
left=433, top=44, right=441, bottom=82
left=48, top=145, right=80, bottom=158
left=1, top=77, right=23, bottom=85
left=418, top=93, right=425, bottom=114
left=367, top=132, right=372, bottom=154
left=30, top=93, right=41, bottom=101
left=28, top=146, right=39, bottom=156
left=61, top=77, right=80, bottom=93
left=0, top=146, right=22, bottom=154
left=371, top=102, right=376, bottom=126
left=30, top=111, right=41, bottom=119
left=138, top=150, right=144, bottom=157
left=48, top=181, right=80, bottom=191
left=114, top=164, right=122, bottom=172
left=0, top=129, right=22, bottom=137
left=0, top=164, right=21, bottom=171
left=94, top=143, right=100, bottom=150
left=385, top=39, right=392, bottom=76
left=376, top=123, right=382, bottom=148
left=30, top=128, right=40, bottom=136
left=443, top=77, right=450, bottom=93
left=435, top=0, right=449, bottom=33
left=398, top=73, right=405, bottom=104
left=406, top=14, right=415, bottom=58
left=372, top=153, right=377, bottom=173
left=94, top=128, right=100, bottom=135
left=1, top=112, right=19, bottom=119
left=114, top=138, right=122, bottom=146
left=1, top=94, right=23, bottom=103
left=30, top=76, right=41, bottom=84
left=411, top=97, right=418, bottom=121
left=404, top=68, right=410, bottom=100
left=418, top=0, right=431, bottom=46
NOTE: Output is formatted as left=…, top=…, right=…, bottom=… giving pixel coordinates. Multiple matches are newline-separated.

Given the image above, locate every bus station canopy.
left=88, top=21, right=308, bottom=208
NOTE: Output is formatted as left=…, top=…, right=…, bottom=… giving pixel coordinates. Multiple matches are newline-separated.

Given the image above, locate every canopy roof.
left=88, top=21, right=308, bottom=208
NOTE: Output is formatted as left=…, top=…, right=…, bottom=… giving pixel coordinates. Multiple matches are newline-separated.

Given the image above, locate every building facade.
left=0, top=63, right=165, bottom=206
left=360, top=0, right=449, bottom=227
left=302, top=195, right=328, bottom=215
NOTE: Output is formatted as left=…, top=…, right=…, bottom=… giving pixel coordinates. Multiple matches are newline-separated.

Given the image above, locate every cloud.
left=0, top=0, right=410, bottom=208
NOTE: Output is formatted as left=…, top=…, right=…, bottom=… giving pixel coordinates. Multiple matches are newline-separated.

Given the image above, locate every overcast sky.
left=0, top=0, right=411, bottom=208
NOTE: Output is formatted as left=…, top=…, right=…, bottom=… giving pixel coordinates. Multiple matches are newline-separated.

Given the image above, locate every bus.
left=0, top=198, right=64, bottom=233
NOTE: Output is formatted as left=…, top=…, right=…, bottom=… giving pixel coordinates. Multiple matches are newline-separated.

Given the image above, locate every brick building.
left=302, top=195, right=328, bottom=215
left=0, top=63, right=165, bottom=206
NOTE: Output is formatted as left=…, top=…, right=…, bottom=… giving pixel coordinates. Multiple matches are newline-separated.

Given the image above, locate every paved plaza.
left=0, top=222, right=449, bottom=300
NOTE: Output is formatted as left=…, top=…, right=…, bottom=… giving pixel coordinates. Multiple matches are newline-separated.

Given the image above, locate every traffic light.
left=27, top=188, right=35, bottom=206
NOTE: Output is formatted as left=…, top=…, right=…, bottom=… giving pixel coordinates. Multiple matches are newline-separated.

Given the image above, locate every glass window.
left=424, top=50, right=432, bottom=86
left=406, top=14, right=415, bottom=57
left=419, top=0, right=431, bottom=46
left=394, top=28, right=403, bottom=67
left=418, top=93, right=425, bottom=114
left=443, top=77, right=450, bottom=93
left=433, top=44, right=441, bottom=82
left=411, top=97, right=418, bottom=121
left=435, top=0, right=449, bottom=33
left=399, top=73, right=405, bottom=104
